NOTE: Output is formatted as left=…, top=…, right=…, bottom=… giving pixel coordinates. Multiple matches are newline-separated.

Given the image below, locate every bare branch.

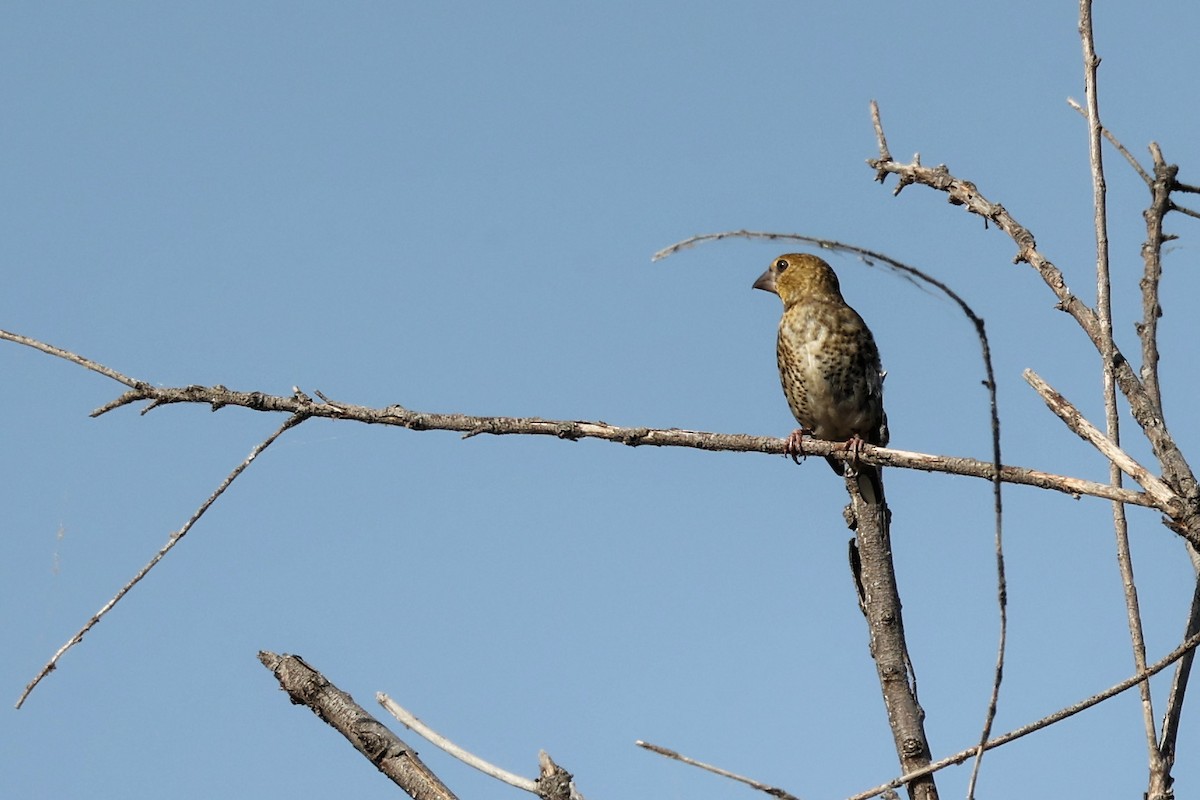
left=1066, top=97, right=1152, bottom=185
left=0, top=330, right=1163, bottom=508
left=1138, top=144, right=1176, bottom=419
left=1076, top=6, right=1163, bottom=792
left=1140, top=135, right=1198, bottom=798
left=845, top=475, right=938, bottom=800
left=846, top=629, right=1200, bottom=800
left=870, top=98, right=892, bottom=171
left=1023, top=370, right=1183, bottom=520
left=636, top=740, right=801, bottom=800
left=1169, top=201, right=1200, bottom=220
left=643, top=628, right=1200, bottom=800
left=378, top=694, right=538, bottom=794
left=15, top=415, right=306, bottom=708
left=865, top=113, right=1200, bottom=538
left=0, top=329, right=143, bottom=388
left=1159, top=566, right=1200, bottom=782
left=260, top=652, right=459, bottom=800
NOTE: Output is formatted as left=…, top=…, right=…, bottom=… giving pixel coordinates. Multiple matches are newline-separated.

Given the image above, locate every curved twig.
left=379, top=694, right=538, bottom=793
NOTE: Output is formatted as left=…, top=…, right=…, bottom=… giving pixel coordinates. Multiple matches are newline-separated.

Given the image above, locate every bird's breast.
left=775, top=302, right=885, bottom=443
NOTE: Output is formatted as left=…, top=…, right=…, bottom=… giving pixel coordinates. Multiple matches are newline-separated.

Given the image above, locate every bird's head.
left=753, top=253, right=843, bottom=306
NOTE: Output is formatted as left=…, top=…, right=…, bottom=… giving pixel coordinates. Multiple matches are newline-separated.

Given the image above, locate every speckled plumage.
left=754, top=253, right=888, bottom=481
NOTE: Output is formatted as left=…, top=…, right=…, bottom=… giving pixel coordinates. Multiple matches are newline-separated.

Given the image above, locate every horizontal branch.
left=113, top=381, right=1162, bottom=508
left=0, top=329, right=1163, bottom=510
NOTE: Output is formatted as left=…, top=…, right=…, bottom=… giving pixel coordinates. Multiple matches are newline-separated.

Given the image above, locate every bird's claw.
left=839, top=434, right=868, bottom=474
left=784, top=428, right=813, bottom=465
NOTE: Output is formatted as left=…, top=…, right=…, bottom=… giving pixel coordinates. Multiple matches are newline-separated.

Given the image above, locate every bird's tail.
left=856, top=464, right=885, bottom=509
left=826, top=455, right=885, bottom=508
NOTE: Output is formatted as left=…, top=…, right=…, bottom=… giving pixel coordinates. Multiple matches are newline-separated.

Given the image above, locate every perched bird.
left=754, top=253, right=888, bottom=499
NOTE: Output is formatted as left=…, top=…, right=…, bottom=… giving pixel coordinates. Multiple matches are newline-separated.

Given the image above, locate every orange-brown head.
left=752, top=253, right=844, bottom=307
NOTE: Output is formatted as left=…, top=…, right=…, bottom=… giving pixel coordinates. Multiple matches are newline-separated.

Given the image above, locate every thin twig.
left=641, top=629, right=1200, bottom=800
left=15, top=415, right=306, bottom=708
left=0, top=329, right=143, bottom=388
left=1066, top=97, right=1152, bottom=185
left=1159, top=567, right=1200, bottom=780
left=379, top=694, right=538, bottom=794
left=1077, top=5, right=1162, bottom=788
left=1169, top=201, right=1200, bottom=220
left=844, top=629, right=1200, bottom=800
left=635, top=741, right=801, bottom=800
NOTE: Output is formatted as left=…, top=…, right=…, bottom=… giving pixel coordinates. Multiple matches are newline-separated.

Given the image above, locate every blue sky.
left=4, top=3, right=1200, bottom=798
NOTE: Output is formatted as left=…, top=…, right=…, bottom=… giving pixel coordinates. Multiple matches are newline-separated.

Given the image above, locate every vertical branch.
left=847, top=480, right=938, bottom=800
left=1138, top=143, right=1174, bottom=415
left=1159, top=562, right=1200, bottom=789
left=1079, top=1, right=1164, bottom=790
left=1142, top=132, right=1196, bottom=800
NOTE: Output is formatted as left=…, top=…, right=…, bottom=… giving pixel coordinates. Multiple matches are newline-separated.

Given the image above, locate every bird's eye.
left=775, top=259, right=789, bottom=272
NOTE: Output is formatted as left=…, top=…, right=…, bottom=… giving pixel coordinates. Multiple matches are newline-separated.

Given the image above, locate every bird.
left=754, top=253, right=888, bottom=501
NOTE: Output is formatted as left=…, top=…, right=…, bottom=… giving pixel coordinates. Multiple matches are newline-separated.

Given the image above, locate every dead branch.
left=636, top=627, right=1200, bottom=800
left=846, top=628, right=1200, bottom=800
left=15, top=415, right=306, bottom=708
left=378, top=695, right=583, bottom=800
left=865, top=107, right=1200, bottom=539
left=0, top=329, right=1157, bottom=511
left=259, top=651, right=458, bottom=800
left=1075, top=6, right=1164, bottom=792
left=636, top=740, right=801, bottom=800
left=846, top=473, right=938, bottom=800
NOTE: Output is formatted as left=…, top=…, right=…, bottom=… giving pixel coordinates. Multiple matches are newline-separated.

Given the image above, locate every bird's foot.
left=783, top=428, right=814, bottom=465
left=838, top=434, right=869, bottom=475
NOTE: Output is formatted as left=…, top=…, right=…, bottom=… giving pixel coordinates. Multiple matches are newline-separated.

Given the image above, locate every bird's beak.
left=753, top=269, right=777, bottom=294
